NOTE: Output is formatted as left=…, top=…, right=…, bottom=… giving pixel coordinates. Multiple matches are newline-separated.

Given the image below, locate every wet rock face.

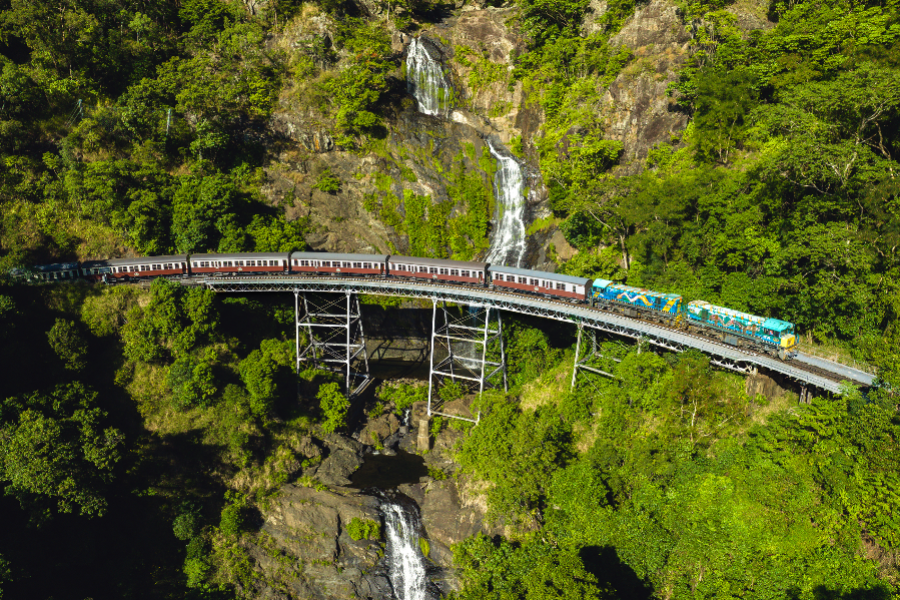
left=252, top=484, right=392, bottom=600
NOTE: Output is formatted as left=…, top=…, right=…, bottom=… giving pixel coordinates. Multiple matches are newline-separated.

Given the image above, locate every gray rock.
left=307, top=433, right=366, bottom=486
left=251, top=484, right=393, bottom=599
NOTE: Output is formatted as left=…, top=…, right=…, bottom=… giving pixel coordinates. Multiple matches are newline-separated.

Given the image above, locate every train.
left=12, top=251, right=799, bottom=359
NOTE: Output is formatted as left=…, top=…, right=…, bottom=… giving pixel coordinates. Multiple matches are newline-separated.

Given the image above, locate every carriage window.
left=556, top=282, right=565, bottom=290
left=430, top=267, right=438, bottom=274
left=518, top=277, right=526, bottom=284
left=439, top=268, right=448, bottom=275
left=450, top=269, right=459, bottom=276
left=461, top=270, right=469, bottom=277
left=529, top=278, right=538, bottom=286
left=363, top=263, right=371, bottom=269
left=417, top=266, right=426, bottom=273
left=353, top=262, right=362, bottom=268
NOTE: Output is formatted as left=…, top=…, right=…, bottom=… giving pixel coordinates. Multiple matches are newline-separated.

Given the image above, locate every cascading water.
left=406, top=38, right=451, bottom=117
left=381, top=495, right=432, bottom=600
left=485, top=139, right=527, bottom=268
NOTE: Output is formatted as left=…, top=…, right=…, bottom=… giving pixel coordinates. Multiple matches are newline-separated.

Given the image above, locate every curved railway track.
left=178, top=273, right=872, bottom=394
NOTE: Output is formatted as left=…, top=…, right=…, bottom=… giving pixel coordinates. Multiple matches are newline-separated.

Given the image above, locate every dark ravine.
left=246, top=399, right=494, bottom=599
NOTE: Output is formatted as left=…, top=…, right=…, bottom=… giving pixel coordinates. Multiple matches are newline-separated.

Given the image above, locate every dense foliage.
left=547, top=0, right=900, bottom=381
left=454, top=341, right=900, bottom=600
left=0, top=0, right=309, bottom=270
left=1, top=0, right=899, bottom=597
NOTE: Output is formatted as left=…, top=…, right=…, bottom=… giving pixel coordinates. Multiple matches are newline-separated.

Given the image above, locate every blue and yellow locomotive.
left=591, top=280, right=798, bottom=359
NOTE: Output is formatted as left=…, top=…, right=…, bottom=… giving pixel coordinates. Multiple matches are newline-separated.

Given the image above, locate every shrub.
left=219, top=502, right=244, bottom=538
left=172, top=504, right=201, bottom=541
left=313, top=168, right=341, bottom=193
left=346, top=517, right=381, bottom=540
left=378, top=381, right=427, bottom=415
left=317, top=382, right=349, bottom=433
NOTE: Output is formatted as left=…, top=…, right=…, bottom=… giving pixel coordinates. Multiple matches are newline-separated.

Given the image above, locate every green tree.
left=46, top=318, right=88, bottom=371
left=238, top=349, right=279, bottom=417
left=167, top=355, right=218, bottom=409
left=457, top=396, right=572, bottom=523
left=317, top=382, right=349, bottom=433
left=0, top=383, right=124, bottom=523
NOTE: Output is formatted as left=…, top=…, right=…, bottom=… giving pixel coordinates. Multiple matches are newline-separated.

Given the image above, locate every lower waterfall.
left=485, top=139, right=527, bottom=267
left=381, top=494, right=432, bottom=600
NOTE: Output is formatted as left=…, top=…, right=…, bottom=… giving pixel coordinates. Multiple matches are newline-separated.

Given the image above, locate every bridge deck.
left=190, top=275, right=869, bottom=394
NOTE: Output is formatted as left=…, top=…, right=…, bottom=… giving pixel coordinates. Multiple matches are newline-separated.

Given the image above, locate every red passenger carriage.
left=387, top=256, right=487, bottom=285
left=488, top=265, right=591, bottom=301
left=290, top=252, right=388, bottom=276
left=189, top=253, right=289, bottom=275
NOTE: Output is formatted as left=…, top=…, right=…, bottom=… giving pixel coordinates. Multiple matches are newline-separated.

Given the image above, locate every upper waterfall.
left=485, top=139, right=527, bottom=268
left=406, top=38, right=451, bottom=117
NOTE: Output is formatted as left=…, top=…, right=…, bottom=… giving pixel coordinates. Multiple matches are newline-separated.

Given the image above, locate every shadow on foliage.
left=785, top=585, right=894, bottom=600
left=0, top=427, right=234, bottom=600
left=579, top=546, right=653, bottom=600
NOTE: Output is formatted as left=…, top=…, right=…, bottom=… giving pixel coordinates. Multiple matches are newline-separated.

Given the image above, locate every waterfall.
left=485, top=139, right=527, bottom=267
left=406, top=38, right=451, bottom=117
left=381, top=495, right=431, bottom=600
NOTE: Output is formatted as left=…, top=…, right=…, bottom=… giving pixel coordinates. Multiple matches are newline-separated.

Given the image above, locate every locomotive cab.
left=763, top=318, right=798, bottom=358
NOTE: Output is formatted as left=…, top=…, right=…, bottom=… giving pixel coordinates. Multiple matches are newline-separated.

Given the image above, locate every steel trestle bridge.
left=186, top=275, right=875, bottom=415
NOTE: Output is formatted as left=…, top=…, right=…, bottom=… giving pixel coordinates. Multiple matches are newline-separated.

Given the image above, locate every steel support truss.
left=571, top=324, right=622, bottom=392
left=295, top=291, right=370, bottom=397
left=427, top=300, right=508, bottom=424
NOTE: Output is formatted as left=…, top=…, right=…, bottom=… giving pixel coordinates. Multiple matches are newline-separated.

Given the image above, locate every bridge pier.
left=571, top=324, right=620, bottom=391
left=427, top=300, right=507, bottom=424
left=295, top=291, right=371, bottom=397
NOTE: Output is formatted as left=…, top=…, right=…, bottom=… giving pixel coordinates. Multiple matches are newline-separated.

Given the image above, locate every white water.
left=406, top=38, right=451, bottom=117
left=382, top=498, right=429, bottom=600
left=485, top=139, right=527, bottom=267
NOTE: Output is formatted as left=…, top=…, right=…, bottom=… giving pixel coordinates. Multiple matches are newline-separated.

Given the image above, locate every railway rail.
left=184, top=274, right=871, bottom=394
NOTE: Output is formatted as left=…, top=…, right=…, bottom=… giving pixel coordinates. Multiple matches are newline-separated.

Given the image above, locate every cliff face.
left=260, top=0, right=711, bottom=264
